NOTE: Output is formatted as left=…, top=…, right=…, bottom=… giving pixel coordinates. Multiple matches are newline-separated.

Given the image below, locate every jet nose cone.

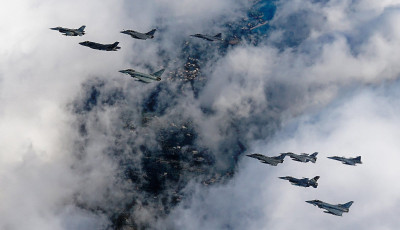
left=50, top=27, right=58, bottom=30
left=305, top=200, right=314, bottom=204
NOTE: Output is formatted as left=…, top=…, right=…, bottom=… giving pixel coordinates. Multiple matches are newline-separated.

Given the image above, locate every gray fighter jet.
left=287, top=152, right=318, bottom=163
left=50, top=25, right=86, bottom=36
left=121, top=29, right=156, bottom=40
left=306, top=200, right=354, bottom=216
left=79, top=41, right=120, bottom=51
left=279, top=176, right=319, bottom=188
left=119, top=68, right=165, bottom=83
left=190, top=33, right=223, bottom=42
left=327, top=156, right=362, bottom=166
left=246, top=153, right=287, bottom=166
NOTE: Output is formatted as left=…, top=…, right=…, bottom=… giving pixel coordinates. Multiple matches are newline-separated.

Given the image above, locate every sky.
left=1, top=0, right=400, bottom=229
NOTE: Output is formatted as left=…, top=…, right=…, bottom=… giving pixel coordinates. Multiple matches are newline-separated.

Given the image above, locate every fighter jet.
left=119, top=68, right=165, bottom=83
left=190, top=33, right=223, bottom=42
left=279, top=176, right=320, bottom=188
left=79, top=41, right=120, bottom=51
left=50, top=25, right=86, bottom=36
left=327, top=156, right=362, bottom=166
left=286, top=152, right=318, bottom=163
left=246, top=153, right=287, bottom=166
left=306, top=200, right=354, bottom=216
left=121, top=29, right=156, bottom=40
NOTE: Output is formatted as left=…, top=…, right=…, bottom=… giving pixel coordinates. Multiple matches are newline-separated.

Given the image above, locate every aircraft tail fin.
left=354, top=156, right=362, bottom=163
left=78, top=25, right=86, bottom=32
left=214, top=33, right=222, bottom=38
left=152, top=69, right=165, bottom=78
left=111, top=42, right=120, bottom=50
left=146, top=29, right=157, bottom=36
left=311, top=152, right=318, bottom=157
left=274, top=153, right=287, bottom=160
left=312, top=176, right=320, bottom=182
left=340, top=201, right=354, bottom=209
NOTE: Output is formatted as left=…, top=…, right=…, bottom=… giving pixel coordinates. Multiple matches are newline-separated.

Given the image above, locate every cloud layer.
left=1, top=0, right=400, bottom=229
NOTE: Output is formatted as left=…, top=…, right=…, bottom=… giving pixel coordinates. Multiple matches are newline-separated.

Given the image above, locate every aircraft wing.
left=63, top=31, right=75, bottom=36
left=290, top=157, right=302, bottom=162
left=265, top=160, right=278, bottom=166
left=323, top=208, right=343, bottom=216
left=135, top=76, right=153, bottom=83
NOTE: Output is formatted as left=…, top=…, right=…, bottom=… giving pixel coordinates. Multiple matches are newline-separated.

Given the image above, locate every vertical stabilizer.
left=354, top=156, right=362, bottom=163
left=340, top=201, right=354, bottom=209
left=214, top=33, right=222, bottom=38
left=146, top=29, right=157, bottom=36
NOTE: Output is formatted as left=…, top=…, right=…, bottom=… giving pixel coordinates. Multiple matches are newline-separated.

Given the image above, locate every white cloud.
left=161, top=84, right=400, bottom=230
left=2, top=0, right=400, bottom=229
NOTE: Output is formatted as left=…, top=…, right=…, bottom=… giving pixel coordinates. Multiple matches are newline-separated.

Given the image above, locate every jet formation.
left=246, top=153, right=286, bottom=166
left=119, top=68, right=165, bottom=83
left=286, top=152, right=318, bottom=163
left=50, top=25, right=86, bottom=36
left=306, top=200, right=354, bottom=216
left=79, top=41, right=121, bottom=51
left=51, top=23, right=361, bottom=218
left=327, top=156, right=362, bottom=166
left=279, top=176, right=319, bottom=188
left=50, top=25, right=228, bottom=83
left=190, top=33, right=223, bottom=42
left=247, top=151, right=360, bottom=216
left=121, top=29, right=156, bottom=40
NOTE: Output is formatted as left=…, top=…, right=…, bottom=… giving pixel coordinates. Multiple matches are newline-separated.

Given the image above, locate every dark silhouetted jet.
left=279, top=176, right=319, bottom=188
left=246, top=153, right=287, bottom=166
left=327, top=156, right=362, bottom=166
left=287, top=152, right=318, bottom=163
left=190, top=33, right=223, bottom=41
left=306, top=200, right=354, bottom=216
left=79, top=41, right=120, bottom=51
left=121, top=29, right=156, bottom=40
left=50, top=25, right=86, bottom=36
left=119, top=68, right=165, bottom=83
